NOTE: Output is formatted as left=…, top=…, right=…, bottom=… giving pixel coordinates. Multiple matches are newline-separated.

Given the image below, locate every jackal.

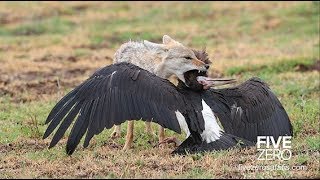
left=112, top=35, right=209, bottom=150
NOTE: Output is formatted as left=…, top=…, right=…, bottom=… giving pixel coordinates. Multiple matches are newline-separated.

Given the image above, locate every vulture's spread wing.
left=203, top=77, right=293, bottom=142
left=43, top=62, right=186, bottom=155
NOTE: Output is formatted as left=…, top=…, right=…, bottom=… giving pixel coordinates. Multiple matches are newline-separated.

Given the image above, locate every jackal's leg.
left=144, top=122, right=158, bottom=144
left=158, top=126, right=165, bottom=142
left=111, top=125, right=121, bottom=138
left=123, top=121, right=134, bottom=150
left=145, top=122, right=153, bottom=134
left=158, top=126, right=166, bottom=148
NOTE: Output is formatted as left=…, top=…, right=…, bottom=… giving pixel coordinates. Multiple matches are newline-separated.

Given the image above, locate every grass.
left=0, top=1, right=319, bottom=179
left=225, top=57, right=316, bottom=76
left=0, top=17, right=75, bottom=36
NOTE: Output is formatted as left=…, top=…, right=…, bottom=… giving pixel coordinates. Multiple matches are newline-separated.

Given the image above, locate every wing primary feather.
left=49, top=101, right=83, bottom=148
left=46, top=78, right=95, bottom=124
left=43, top=96, right=77, bottom=139
left=66, top=100, right=93, bottom=155
left=45, top=88, right=79, bottom=124
left=83, top=98, right=100, bottom=148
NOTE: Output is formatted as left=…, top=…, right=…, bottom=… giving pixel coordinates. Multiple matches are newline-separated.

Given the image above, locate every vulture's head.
left=181, top=49, right=236, bottom=91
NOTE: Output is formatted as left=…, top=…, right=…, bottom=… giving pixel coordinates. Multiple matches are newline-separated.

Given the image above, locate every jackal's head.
left=147, top=35, right=209, bottom=84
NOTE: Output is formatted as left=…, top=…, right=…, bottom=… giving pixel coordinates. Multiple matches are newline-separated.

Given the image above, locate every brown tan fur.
left=111, top=35, right=210, bottom=150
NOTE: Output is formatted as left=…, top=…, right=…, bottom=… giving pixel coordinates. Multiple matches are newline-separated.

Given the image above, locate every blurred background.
left=0, top=2, right=318, bottom=100
left=0, top=2, right=319, bottom=178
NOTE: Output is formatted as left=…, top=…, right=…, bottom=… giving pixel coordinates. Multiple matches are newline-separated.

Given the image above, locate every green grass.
left=0, top=17, right=75, bottom=36
left=0, top=98, right=53, bottom=143
left=306, top=136, right=320, bottom=151
left=226, top=57, right=316, bottom=76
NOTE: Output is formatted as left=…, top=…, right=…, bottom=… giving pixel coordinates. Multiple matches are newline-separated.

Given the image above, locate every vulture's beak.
left=197, top=76, right=237, bottom=89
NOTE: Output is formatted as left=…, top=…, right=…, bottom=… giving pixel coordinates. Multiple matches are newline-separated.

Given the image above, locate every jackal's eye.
left=184, top=56, right=192, bottom=60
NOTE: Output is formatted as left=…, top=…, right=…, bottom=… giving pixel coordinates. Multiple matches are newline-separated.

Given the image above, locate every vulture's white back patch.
left=175, top=110, right=190, bottom=138
left=201, top=99, right=223, bottom=143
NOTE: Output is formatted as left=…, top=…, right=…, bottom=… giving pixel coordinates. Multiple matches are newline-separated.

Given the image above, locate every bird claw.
left=154, top=137, right=181, bottom=148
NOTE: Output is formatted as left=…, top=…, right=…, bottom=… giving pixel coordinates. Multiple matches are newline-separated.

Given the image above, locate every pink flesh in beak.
left=197, top=76, right=237, bottom=89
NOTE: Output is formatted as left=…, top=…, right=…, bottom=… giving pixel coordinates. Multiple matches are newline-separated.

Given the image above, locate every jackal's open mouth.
left=183, top=69, right=208, bottom=91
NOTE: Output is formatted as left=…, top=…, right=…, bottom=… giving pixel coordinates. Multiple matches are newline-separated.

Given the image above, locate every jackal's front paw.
left=122, top=143, right=133, bottom=151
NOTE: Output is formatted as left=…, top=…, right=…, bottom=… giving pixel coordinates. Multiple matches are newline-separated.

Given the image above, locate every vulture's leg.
left=111, top=125, right=121, bottom=138
left=123, top=121, right=134, bottom=150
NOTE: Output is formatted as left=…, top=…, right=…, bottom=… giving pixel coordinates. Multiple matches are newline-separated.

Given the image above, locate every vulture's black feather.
left=43, top=62, right=292, bottom=155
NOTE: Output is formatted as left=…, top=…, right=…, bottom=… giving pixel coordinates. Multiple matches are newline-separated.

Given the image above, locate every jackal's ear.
left=163, top=35, right=177, bottom=45
left=144, top=40, right=165, bottom=49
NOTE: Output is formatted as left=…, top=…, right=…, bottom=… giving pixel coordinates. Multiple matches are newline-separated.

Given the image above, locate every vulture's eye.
left=184, top=56, right=192, bottom=60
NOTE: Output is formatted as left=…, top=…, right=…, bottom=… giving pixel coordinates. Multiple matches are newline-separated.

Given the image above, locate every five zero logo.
left=257, top=136, right=292, bottom=161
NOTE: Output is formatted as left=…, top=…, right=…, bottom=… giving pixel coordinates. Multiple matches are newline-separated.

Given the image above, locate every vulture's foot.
left=155, top=137, right=182, bottom=148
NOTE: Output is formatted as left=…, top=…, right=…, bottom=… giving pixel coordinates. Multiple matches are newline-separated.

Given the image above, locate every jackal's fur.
left=113, top=35, right=207, bottom=82
left=111, top=35, right=209, bottom=149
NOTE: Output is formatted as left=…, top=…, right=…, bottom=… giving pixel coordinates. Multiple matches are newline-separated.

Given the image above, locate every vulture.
left=43, top=60, right=292, bottom=155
